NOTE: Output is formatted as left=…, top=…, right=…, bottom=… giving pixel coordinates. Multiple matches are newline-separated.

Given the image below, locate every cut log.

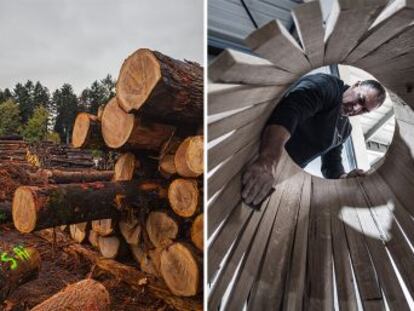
left=174, top=136, right=204, bottom=178
left=69, top=222, right=89, bottom=243
left=98, top=235, right=126, bottom=259
left=191, top=214, right=203, bottom=251
left=72, top=113, right=104, bottom=149
left=36, top=168, right=113, bottom=184
left=36, top=229, right=202, bottom=311
left=12, top=180, right=168, bottom=233
left=160, top=242, right=201, bottom=297
left=0, top=202, right=12, bottom=224
left=88, top=230, right=99, bottom=248
left=101, top=97, right=176, bottom=151
left=116, top=48, right=203, bottom=125
left=92, top=219, right=115, bottom=237
left=30, top=279, right=111, bottom=311
left=119, top=216, right=141, bottom=246
left=131, top=245, right=160, bottom=277
left=160, top=154, right=177, bottom=177
left=146, top=211, right=179, bottom=248
left=113, top=152, right=138, bottom=181
left=168, top=179, right=200, bottom=218
left=97, top=105, right=105, bottom=121
left=0, top=246, right=41, bottom=303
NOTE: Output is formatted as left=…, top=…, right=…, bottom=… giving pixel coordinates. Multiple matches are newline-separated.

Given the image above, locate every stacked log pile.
left=0, top=136, right=28, bottom=165
left=26, top=141, right=95, bottom=168
left=12, top=48, right=204, bottom=304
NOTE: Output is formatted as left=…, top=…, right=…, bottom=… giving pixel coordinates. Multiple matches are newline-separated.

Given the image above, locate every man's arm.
left=321, top=144, right=345, bottom=179
left=241, top=124, right=290, bottom=206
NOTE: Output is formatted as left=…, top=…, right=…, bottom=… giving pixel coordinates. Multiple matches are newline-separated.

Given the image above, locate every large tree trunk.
left=160, top=242, right=201, bottom=297
left=0, top=246, right=41, bottom=303
left=72, top=113, right=105, bottom=149
left=30, top=279, right=111, bottom=311
left=12, top=180, right=168, bottom=233
left=36, top=229, right=203, bottom=311
left=36, top=169, right=114, bottom=184
left=101, top=97, right=176, bottom=151
left=116, top=49, right=203, bottom=125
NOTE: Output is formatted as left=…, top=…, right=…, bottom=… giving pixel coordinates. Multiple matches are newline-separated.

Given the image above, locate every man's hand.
left=339, top=168, right=365, bottom=178
left=242, top=157, right=278, bottom=206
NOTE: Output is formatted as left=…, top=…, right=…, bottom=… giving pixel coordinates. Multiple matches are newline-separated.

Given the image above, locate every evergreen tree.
left=14, top=81, right=34, bottom=123
left=21, top=105, right=49, bottom=142
left=52, top=84, right=79, bottom=144
left=0, top=88, right=13, bottom=103
left=0, top=99, right=22, bottom=136
left=33, top=82, right=50, bottom=107
left=79, top=74, right=116, bottom=114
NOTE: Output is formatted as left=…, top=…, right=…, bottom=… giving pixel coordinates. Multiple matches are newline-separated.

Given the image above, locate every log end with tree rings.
left=191, top=214, right=203, bottom=252
left=175, top=136, right=204, bottom=178
left=114, top=152, right=136, bottom=181
left=160, top=242, right=200, bottom=297
left=159, top=154, right=177, bottom=176
left=98, top=235, right=121, bottom=259
left=92, top=219, right=115, bottom=237
left=146, top=211, right=179, bottom=248
left=72, top=113, right=98, bottom=148
left=116, top=48, right=162, bottom=113
left=101, top=97, right=136, bottom=149
left=69, top=222, right=88, bottom=243
left=101, top=97, right=176, bottom=151
left=12, top=186, right=37, bottom=234
left=119, top=217, right=141, bottom=246
left=168, top=179, right=199, bottom=218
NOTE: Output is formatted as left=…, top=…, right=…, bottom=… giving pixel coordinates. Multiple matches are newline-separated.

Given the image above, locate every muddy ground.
left=0, top=224, right=173, bottom=311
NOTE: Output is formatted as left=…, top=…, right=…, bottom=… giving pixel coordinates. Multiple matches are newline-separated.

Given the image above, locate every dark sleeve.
left=321, top=144, right=345, bottom=179
left=266, top=77, right=335, bottom=135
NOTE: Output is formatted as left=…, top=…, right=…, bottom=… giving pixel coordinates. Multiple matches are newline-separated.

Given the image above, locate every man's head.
left=341, top=80, right=386, bottom=117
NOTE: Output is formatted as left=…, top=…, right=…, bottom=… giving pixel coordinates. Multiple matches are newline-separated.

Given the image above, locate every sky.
left=0, top=0, right=204, bottom=94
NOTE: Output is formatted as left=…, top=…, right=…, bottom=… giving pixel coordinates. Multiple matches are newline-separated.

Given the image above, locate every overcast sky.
left=0, top=0, right=203, bottom=94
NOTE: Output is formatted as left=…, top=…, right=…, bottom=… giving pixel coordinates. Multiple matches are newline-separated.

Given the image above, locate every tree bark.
left=0, top=246, right=41, bottom=303
left=72, top=113, right=105, bottom=149
left=0, top=202, right=12, bottom=224
left=174, top=136, right=204, bottom=178
left=116, top=49, right=203, bottom=125
left=160, top=242, right=201, bottom=297
left=101, top=97, right=176, bottom=151
left=191, top=213, right=203, bottom=252
left=168, top=179, right=200, bottom=218
left=30, top=279, right=111, bottom=311
left=36, top=169, right=113, bottom=184
left=12, top=179, right=168, bottom=233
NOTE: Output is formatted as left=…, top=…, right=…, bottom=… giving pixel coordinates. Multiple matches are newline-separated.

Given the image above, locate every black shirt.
left=267, top=73, right=352, bottom=179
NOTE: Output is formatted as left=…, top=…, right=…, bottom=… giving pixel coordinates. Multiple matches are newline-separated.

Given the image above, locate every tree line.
left=0, top=75, right=115, bottom=143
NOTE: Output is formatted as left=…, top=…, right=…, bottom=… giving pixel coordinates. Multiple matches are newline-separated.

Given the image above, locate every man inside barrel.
left=242, top=73, right=386, bottom=206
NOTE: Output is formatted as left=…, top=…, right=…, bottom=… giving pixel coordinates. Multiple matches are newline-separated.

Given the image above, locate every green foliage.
left=91, top=149, right=103, bottom=158
left=46, top=131, right=61, bottom=144
left=13, top=81, right=50, bottom=123
left=0, top=99, right=22, bottom=136
left=0, top=88, right=13, bottom=103
left=21, top=105, right=49, bottom=143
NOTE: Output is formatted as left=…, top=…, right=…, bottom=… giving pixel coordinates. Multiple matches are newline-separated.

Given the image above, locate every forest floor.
left=0, top=224, right=172, bottom=311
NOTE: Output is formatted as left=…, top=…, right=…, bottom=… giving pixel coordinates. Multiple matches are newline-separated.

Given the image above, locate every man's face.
left=341, top=82, right=381, bottom=117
